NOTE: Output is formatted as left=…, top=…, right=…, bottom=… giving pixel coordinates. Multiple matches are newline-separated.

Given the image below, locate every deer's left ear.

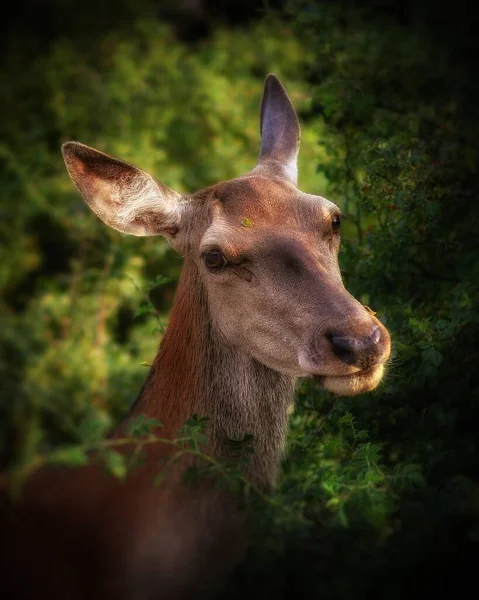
left=255, top=74, right=301, bottom=185
left=62, top=142, right=188, bottom=246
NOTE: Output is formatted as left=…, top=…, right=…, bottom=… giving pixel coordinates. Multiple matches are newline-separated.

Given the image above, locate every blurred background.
left=1, top=0, right=478, bottom=597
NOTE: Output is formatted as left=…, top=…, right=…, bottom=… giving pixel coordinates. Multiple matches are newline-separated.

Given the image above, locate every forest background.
left=1, top=0, right=478, bottom=596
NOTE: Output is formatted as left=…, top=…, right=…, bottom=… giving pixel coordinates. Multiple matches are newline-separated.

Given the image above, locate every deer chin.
left=320, top=363, right=385, bottom=396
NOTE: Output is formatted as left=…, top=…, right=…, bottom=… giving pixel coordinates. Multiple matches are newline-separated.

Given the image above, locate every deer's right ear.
left=256, top=74, right=301, bottom=185
left=62, top=142, right=186, bottom=243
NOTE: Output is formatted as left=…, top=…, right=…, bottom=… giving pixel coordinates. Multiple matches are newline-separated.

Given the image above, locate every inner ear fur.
left=255, top=73, right=301, bottom=185
left=62, top=141, right=184, bottom=238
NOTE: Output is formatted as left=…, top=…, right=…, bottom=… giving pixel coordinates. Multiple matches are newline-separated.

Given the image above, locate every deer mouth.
left=318, top=363, right=385, bottom=396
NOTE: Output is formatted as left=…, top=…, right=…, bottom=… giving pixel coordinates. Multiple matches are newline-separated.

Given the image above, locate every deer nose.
left=327, top=327, right=382, bottom=367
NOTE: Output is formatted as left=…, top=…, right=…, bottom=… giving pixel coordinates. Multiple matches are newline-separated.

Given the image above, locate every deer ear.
left=62, top=142, right=185, bottom=240
left=256, top=74, right=301, bottom=185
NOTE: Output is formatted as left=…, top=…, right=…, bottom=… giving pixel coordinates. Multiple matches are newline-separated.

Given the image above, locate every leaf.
left=392, top=463, right=425, bottom=490
left=322, top=481, right=336, bottom=495
left=326, top=497, right=340, bottom=508
left=48, top=446, right=89, bottom=467
left=181, top=414, right=210, bottom=437
left=126, top=415, right=163, bottom=436
left=77, top=413, right=107, bottom=443
left=103, top=450, right=127, bottom=480
left=145, top=274, right=172, bottom=290
left=338, top=412, right=355, bottom=428
left=422, top=347, right=443, bottom=367
left=134, top=305, right=157, bottom=319
left=355, top=429, right=369, bottom=441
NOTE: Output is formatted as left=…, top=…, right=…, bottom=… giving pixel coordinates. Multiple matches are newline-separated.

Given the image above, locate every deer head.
left=62, top=74, right=390, bottom=397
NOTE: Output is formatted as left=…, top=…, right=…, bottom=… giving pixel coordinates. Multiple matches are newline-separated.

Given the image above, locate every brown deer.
left=0, top=75, right=390, bottom=600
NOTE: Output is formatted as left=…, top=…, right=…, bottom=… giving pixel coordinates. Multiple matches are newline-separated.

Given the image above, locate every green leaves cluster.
left=7, top=412, right=265, bottom=505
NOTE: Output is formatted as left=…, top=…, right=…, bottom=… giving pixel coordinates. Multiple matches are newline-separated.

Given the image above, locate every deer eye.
left=204, top=250, right=227, bottom=271
left=332, top=214, right=341, bottom=233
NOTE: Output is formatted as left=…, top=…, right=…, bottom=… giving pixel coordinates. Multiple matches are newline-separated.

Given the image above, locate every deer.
left=0, top=74, right=390, bottom=600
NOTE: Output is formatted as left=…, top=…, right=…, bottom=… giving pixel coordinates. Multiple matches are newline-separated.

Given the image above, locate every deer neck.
left=128, top=259, right=296, bottom=486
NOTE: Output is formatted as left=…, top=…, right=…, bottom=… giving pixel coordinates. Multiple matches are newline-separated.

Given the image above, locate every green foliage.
left=48, top=445, right=90, bottom=468
left=179, top=415, right=210, bottom=450
left=125, top=415, right=163, bottom=437
left=6, top=412, right=263, bottom=505
left=102, top=449, right=128, bottom=480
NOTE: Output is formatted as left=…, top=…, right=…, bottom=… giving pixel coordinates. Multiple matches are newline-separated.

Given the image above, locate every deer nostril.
left=371, top=326, right=381, bottom=345
left=327, top=327, right=382, bottom=366
left=327, top=333, right=358, bottom=365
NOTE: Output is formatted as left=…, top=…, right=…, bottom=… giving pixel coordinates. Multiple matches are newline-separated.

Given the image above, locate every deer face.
left=191, top=175, right=390, bottom=394
left=62, top=75, right=390, bottom=396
